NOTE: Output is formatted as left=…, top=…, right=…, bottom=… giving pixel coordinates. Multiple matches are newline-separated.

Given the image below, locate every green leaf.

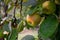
left=17, top=21, right=24, bottom=32
left=25, top=4, right=42, bottom=15
left=3, top=21, right=10, bottom=32
left=55, top=23, right=60, bottom=40
left=0, top=29, right=4, bottom=38
left=4, top=0, right=12, bottom=5
left=38, top=15, right=59, bottom=38
left=9, top=28, right=18, bottom=40
left=25, top=5, right=38, bottom=15
left=7, top=5, right=14, bottom=13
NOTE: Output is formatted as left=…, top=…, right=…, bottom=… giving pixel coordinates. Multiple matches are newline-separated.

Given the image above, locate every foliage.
left=0, top=0, right=60, bottom=40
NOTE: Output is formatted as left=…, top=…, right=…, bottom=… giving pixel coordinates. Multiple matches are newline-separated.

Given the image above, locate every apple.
left=26, top=13, right=41, bottom=27
left=42, top=1, right=56, bottom=14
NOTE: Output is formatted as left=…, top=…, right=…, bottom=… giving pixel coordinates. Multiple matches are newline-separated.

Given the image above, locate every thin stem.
left=4, top=4, right=8, bottom=17
left=14, top=6, right=16, bottom=18
left=20, top=0, right=23, bottom=13
left=20, top=0, right=23, bottom=19
left=14, top=0, right=18, bottom=18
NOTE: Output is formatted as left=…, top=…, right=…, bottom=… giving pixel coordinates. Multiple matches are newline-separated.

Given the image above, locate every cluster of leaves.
left=0, top=0, right=60, bottom=40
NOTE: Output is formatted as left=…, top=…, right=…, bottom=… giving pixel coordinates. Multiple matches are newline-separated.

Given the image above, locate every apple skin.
left=42, top=1, right=56, bottom=14
left=26, top=13, right=41, bottom=27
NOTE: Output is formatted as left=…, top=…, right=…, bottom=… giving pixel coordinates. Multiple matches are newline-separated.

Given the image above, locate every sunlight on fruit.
left=42, top=1, right=56, bottom=14
left=26, top=13, right=41, bottom=26
left=42, top=1, right=49, bottom=9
